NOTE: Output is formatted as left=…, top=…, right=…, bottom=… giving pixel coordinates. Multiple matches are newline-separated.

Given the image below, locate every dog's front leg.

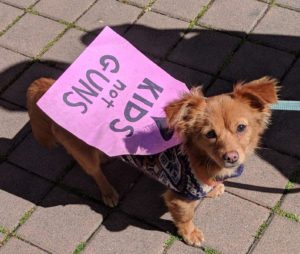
left=163, top=190, right=203, bottom=247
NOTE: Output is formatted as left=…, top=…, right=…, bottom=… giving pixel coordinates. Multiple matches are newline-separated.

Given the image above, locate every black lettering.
left=124, top=101, right=148, bottom=122
left=113, top=80, right=126, bottom=91
left=133, top=93, right=153, bottom=107
left=109, top=90, right=118, bottom=98
left=109, top=119, right=134, bottom=137
left=73, top=80, right=99, bottom=104
left=63, top=91, right=88, bottom=114
left=137, top=78, right=163, bottom=100
left=100, top=55, right=120, bottom=73
left=101, top=97, right=114, bottom=108
left=86, top=69, right=109, bottom=90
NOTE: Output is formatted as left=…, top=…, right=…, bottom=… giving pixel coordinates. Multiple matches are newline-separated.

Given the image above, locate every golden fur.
left=27, top=77, right=278, bottom=246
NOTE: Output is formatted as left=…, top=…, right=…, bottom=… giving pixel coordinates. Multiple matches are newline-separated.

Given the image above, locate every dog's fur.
left=27, top=77, right=278, bottom=246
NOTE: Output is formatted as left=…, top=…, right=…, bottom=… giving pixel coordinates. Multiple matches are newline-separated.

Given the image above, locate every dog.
left=27, top=76, right=278, bottom=246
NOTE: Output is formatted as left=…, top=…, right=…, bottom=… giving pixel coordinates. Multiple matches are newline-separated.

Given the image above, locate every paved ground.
left=0, top=0, right=299, bottom=253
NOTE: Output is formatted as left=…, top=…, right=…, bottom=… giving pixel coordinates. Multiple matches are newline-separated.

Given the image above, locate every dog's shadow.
left=0, top=24, right=300, bottom=234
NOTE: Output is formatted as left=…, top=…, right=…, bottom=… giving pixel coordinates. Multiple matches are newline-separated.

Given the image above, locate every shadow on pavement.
left=0, top=24, right=299, bottom=232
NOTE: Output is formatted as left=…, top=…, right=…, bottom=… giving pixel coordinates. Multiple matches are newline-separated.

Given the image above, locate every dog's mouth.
left=224, top=161, right=240, bottom=168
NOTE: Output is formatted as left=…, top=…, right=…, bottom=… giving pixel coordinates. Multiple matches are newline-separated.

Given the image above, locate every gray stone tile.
left=277, top=0, right=300, bottom=11
left=250, top=6, right=300, bottom=52
left=33, top=0, right=95, bottom=22
left=221, top=41, right=294, bottom=81
left=152, top=0, right=209, bottom=21
left=0, top=2, right=23, bottom=32
left=225, top=152, right=294, bottom=208
left=0, top=231, right=6, bottom=242
left=62, top=159, right=140, bottom=202
left=0, top=237, right=48, bottom=254
left=0, top=47, right=30, bottom=92
left=160, top=61, right=212, bottom=89
left=204, top=78, right=233, bottom=97
left=17, top=187, right=107, bottom=254
left=195, top=192, right=269, bottom=254
left=82, top=212, right=169, bottom=254
left=76, top=0, right=141, bottom=34
left=125, top=12, right=189, bottom=58
left=280, top=58, right=300, bottom=100
left=0, top=13, right=65, bottom=57
left=120, top=175, right=174, bottom=232
left=262, top=110, right=300, bottom=158
left=168, top=240, right=205, bottom=254
left=126, top=0, right=149, bottom=7
left=0, top=163, right=53, bottom=230
left=200, top=0, right=267, bottom=34
left=42, top=29, right=95, bottom=69
left=1, top=62, right=62, bottom=108
left=0, top=0, right=36, bottom=8
left=169, top=28, right=240, bottom=74
left=0, top=108, right=28, bottom=139
left=252, top=216, right=300, bottom=254
left=281, top=182, right=300, bottom=215
left=8, top=133, right=72, bottom=181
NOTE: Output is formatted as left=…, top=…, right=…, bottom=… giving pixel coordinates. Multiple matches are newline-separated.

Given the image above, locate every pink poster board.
left=38, top=26, right=189, bottom=156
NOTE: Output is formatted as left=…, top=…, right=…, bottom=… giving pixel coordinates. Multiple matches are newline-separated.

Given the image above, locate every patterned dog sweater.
left=120, top=145, right=244, bottom=200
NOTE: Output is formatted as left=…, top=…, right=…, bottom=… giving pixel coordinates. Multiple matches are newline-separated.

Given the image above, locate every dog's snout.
left=223, top=151, right=239, bottom=164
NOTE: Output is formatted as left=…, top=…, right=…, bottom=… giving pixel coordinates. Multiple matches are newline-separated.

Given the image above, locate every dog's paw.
left=102, top=187, right=119, bottom=208
left=207, top=183, right=225, bottom=198
left=181, top=227, right=204, bottom=247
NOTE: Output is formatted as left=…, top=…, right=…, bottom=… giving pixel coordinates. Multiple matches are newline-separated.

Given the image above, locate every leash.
left=271, top=100, right=300, bottom=111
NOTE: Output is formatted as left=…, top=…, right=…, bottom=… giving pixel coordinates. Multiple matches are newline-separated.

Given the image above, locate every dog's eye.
left=206, top=130, right=217, bottom=139
left=237, top=124, right=246, bottom=133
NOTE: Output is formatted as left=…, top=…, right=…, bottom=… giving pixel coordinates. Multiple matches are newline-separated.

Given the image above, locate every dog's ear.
left=233, top=77, right=278, bottom=110
left=164, top=87, right=206, bottom=135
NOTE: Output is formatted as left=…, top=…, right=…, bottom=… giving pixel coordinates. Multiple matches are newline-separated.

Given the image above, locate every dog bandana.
left=37, top=26, right=189, bottom=156
left=120, top=145, right=244, bottom=200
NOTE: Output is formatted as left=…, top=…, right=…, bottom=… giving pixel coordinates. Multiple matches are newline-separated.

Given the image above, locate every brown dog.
left=27, top=77, right=278, bottom=246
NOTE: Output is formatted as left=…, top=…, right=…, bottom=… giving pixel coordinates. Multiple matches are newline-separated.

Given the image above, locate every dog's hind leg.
left=52, top=124, right=119, bottom=207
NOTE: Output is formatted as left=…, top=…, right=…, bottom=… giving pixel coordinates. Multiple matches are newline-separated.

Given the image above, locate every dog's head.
left=164, top=77, right=278, bottom=169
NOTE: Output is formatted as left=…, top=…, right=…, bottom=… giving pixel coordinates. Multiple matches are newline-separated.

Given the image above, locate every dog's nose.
left=223, top=151, right=239, bottom=164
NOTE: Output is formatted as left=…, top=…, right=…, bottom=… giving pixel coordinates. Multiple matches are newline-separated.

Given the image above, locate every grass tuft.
left=205, top=247, right=221, bottom=254
left=73, top=242, right=86, bottom=254
left=164, top=234, right=181, bottom=249
left=255, top=220, right=268, bottom=239
left=18, top=208, right=35, bottom=226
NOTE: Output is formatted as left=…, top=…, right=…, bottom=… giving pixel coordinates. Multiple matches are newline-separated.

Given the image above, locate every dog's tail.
left=27, top=78, right=56, bottom=148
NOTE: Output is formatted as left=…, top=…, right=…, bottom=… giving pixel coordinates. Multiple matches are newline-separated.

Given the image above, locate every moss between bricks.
left=205, top=247, right=221, bottom=254
left=73, top=242, right=86, bottom=254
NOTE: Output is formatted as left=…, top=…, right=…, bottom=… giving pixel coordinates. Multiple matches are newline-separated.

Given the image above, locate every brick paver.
left=82, top=212, right=169, bottom=254
left=0, top=3, right=23, bottom=32
left=0, top=237, right=48, bottom=254
left=0, top=1, right=299, bottom=253
left=195, top=192, right=270, bottom=254
left=252, top=216, right=300, bottom=254
left=33, top=0, right=95, bottom=23
left=152, top=0, right=210, bottom=21
left=125, top=11, right=188, bottom=58
left=76, top=0, right=142, bottom=34
left=225, top=152, right=296, bottom=208
left=8, top=133, right=72, bottom=181
left=17, top=187, right=107, bottom=254
left=0, top=163, right=53, bottom=231
left=0, top=13, right=65, bottom=57
left=1, top=63, right=62, bottom=108
left=200, top=0, right=268, bottom=34
left=168, top=28, right=240, bottom=74
left=250, top=6, right=300, bottom=52
left=221, top=41, right=294, bottom=81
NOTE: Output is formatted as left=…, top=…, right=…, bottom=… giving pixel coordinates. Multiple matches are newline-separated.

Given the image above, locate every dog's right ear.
left=164, top=87, right=206, bottom=136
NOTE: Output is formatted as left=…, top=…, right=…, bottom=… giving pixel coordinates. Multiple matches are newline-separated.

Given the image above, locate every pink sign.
left=38, top=26, right=189, bottom=156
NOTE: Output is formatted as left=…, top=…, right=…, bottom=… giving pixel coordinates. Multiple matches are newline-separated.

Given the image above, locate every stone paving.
left=0, top=0, right=299, bottom=253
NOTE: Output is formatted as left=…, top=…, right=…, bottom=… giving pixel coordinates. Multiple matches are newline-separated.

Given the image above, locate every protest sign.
left=38, top=26, right=189, bottom=156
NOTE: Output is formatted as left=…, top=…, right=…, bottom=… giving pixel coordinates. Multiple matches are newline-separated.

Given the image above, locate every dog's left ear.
left=233, top=76, right=278, bottom=110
